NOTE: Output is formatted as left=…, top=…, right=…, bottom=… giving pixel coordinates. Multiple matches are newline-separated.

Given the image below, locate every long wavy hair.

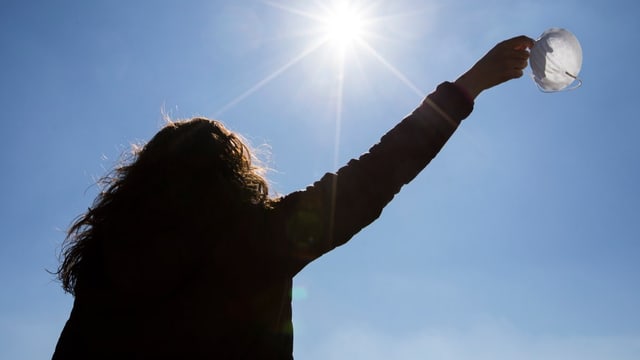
left=56, top=118, right=271, bottom=295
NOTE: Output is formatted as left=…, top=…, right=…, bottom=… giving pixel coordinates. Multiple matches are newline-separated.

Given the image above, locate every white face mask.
left=529, top=28, right=583, bottom=92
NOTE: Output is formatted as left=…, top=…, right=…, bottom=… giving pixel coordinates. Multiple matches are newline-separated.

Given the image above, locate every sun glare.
left=217, top=1, right=426, bottom=117
left=322, top=3, right=365, bottom=49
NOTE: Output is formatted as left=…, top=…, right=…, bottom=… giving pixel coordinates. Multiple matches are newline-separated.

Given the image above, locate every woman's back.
left=53, top=205, right=297, bottom=359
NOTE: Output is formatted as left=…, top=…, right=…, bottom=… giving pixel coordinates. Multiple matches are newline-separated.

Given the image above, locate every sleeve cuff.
left=421, top=82, right=475, bottom=122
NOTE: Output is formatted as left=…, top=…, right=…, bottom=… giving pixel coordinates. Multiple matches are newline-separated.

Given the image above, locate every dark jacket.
left=52, top=82, right=473, bottom=359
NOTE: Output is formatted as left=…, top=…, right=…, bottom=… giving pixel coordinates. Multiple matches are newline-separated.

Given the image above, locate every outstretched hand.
left=455, top=35, right=535, bottom=100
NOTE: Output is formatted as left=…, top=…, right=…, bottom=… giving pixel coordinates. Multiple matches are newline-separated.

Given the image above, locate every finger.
left=505, top=68, right=525, bottom=80
left=502, top=35, right=535, bottom=50
left=506, top=57, right=529, bottom=70
left=503, top=50, right=530, bottom=66
left=513, top=49, right=531, bottom=60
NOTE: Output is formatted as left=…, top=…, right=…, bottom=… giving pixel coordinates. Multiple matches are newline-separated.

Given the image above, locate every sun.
left=321, top=2, right=366, bottom=50
left=217, top=1, right=427, bottom=116
left=264, top=1, right=371, bottom=54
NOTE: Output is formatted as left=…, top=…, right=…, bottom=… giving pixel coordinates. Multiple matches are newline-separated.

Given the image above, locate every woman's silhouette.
left=53, top=36, right=534, bottom=359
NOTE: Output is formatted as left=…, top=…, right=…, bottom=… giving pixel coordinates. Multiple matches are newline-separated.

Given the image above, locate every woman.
left=53, top=36, right=534, bottom=359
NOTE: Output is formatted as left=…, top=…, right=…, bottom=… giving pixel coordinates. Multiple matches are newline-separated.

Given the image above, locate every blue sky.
left=1, top=0, right=639, bottom=358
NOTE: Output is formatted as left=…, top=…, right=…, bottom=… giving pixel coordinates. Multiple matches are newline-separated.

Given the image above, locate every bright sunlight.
left=217, top=1, right=426, bottom=116
left=321, top=2, right=366, bottom=50
left=264, top=0, right=372, bottom=55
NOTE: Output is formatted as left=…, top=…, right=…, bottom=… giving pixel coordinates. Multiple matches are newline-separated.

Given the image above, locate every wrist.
left=454, top=72, right=483, bottom=100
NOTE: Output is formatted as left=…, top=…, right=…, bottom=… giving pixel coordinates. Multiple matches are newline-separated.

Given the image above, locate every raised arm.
left=270, top=35, right=534, bottom=275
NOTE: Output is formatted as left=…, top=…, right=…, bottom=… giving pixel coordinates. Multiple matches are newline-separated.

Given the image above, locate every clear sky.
left=1, top=0, right=639, bottom=359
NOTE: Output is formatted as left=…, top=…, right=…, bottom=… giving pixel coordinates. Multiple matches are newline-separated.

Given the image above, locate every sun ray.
left=263, top=1, right=327, bottom=23
left=326, top=49, right=346, bottom=243
left=217, top=1, right=427, bottom=121
left=215, top=38, right=327, bottom=117
left=358, top=39, right=425, bottom=98
left=333, top=50, right=346, bottom=168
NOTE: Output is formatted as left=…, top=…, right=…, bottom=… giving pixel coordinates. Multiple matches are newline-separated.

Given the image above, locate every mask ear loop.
left=533, top=71, right=583, bottom=93
left=563, top=71, right=582, bottom=91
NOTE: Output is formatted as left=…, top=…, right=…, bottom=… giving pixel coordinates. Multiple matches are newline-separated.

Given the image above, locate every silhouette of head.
left=57, top=118, right=270, bottom=294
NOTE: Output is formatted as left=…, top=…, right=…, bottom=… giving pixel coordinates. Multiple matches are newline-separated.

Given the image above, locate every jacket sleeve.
left=268, top=82, right=474, bottom=275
